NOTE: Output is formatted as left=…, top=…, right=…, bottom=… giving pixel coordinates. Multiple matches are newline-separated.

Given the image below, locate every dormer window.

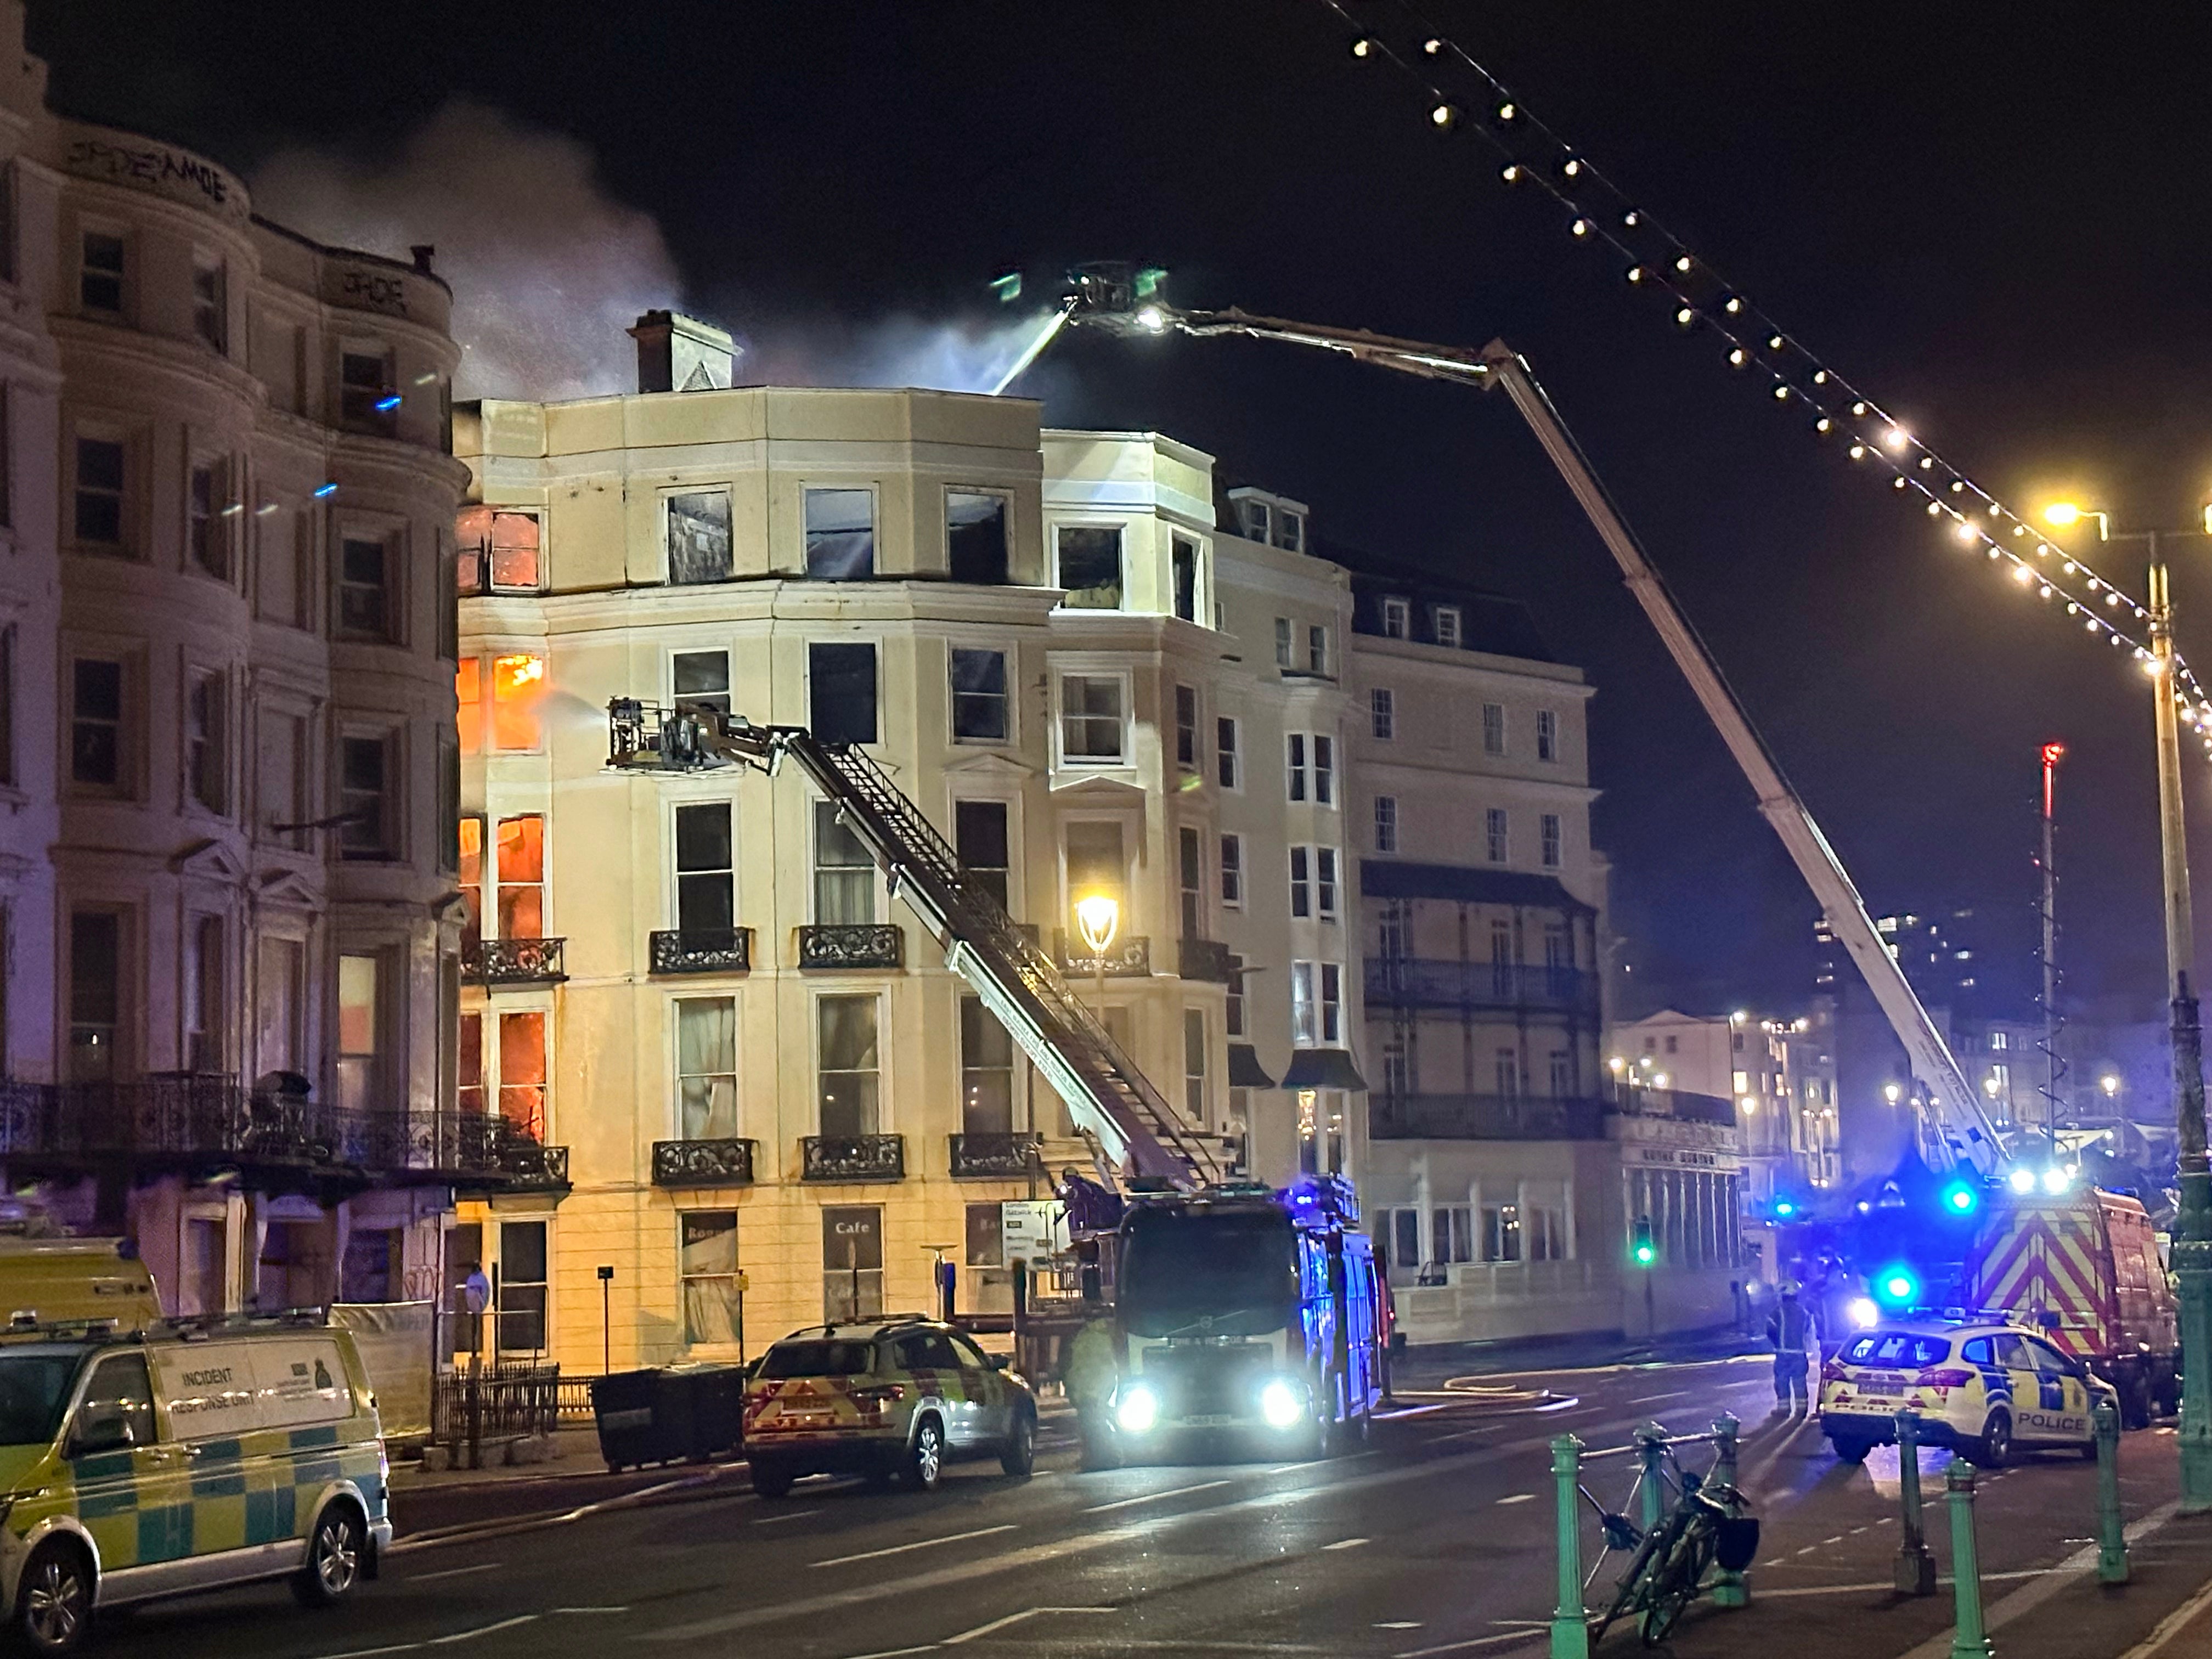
left=1236, top=497, right=1272, bottom=544
left=1380, top=597, right=1409, bottom=639
left=1277, top=509, right=1305, bottom=552
left=1434, top=605, right=1462, bottom=648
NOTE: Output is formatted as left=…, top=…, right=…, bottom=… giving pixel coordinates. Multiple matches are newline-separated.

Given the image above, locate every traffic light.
left=1630, top=1216, right=1656, bottom=1268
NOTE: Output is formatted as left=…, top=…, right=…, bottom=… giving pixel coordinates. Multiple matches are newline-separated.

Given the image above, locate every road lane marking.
left=843, top=1647, right=940, bottom=1659
left=1375, top=1623, right=1423, bottom=1630
left=1495, top=1493, right=1533, bottom=1505
left=754, top=1508, right=822, bottom=1524
left=2116, top=1567, right=2212, bottom=1658
left=551, top=1607, right=628, bottom=1614
left=1082, top=1479, right=1233, bottom=1513
left=405, top=1562, right=503, bottom=1584
left=814, top=1523, right=1017, bottom=1568
left=1323, top=1537, right=1369, bottom=1550
left=428, top=1616, right=540, bottom=1644
left=1628, top=1390, right=1693, bottom=1405
left=1395, top=1629, right=1550, bottom=1656
left=944, top=1606, right=1116, bottom=1644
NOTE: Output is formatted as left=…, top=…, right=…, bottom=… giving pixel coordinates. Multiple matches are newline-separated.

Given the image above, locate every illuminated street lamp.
left=1883, top=1082, right=1903, bottom=1105
left=1074, top=891, right=1121, bottom=1008
left=2047, top=497, right=2212, bottom=1510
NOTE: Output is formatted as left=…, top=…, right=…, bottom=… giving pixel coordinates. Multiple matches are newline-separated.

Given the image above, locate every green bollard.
left=1894, top=1409, right=1938, bottom=1596
left=2094, top=1397, right=2130, bottom=1584
left=1945, top=1462, right=1993, bottom=1659
left=1550, top=1434, right=1590, bottom=1659
left=1634, top=1420, right=1668, bottom=1536
left=1709, top=1413, right=1749, bottom=1608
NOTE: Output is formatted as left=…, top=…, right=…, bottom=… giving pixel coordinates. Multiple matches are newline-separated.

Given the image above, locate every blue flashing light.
left=1874, top=1264, right=1921, bottom=1308
left=1772, top=1197, right=1798, bottom=1220
left=374, top=393, right=403, bottom=412
left=1942, top=1180, right=1980, bottom=1216
left=313, top=482, right=338, bottom=499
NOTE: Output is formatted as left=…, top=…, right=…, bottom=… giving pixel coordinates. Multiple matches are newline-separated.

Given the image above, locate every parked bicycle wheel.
left=1640, top=1520, right=1718, bottom=1646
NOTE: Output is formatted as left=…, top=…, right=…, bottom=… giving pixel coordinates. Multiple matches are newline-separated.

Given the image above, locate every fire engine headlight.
left=1847, top=1297, right=1879, bottom=1330
left=1115, top=1385, right=1160, bottom=1436
left=1259, top=1378, right=1307, bottom=1430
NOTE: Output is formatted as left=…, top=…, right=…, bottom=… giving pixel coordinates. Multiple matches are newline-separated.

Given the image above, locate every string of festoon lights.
left=1321, top=0, right=2212, bottom=759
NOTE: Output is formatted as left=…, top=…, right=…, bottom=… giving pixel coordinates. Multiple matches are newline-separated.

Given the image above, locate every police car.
left=742, top=1316, right=1036, bottom=1497
left=1818, top=1317, right=2115, bottom=1467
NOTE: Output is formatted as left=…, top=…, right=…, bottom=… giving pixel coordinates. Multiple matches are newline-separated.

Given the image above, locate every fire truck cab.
left=1962, top=1187, right=2177, bottom=1428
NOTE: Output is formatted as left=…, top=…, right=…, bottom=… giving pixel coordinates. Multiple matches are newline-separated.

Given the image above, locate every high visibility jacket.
left=1065, top=1319, right=1120, bottom=1404
left=1768, top=1300, right=1810, bottom=1351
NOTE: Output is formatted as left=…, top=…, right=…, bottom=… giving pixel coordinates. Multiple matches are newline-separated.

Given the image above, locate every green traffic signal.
left=1630, top=1216, right=1656, bottom=1268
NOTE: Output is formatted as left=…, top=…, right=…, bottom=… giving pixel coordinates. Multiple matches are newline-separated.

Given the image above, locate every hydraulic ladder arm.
left=1068, top=290, right=2004, bottom=1176
left=606, top=700, right=1220, bottom=1189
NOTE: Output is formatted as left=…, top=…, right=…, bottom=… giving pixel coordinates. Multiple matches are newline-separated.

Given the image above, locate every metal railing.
left=432, top=1363, right=563, bottom=1444
left=1055, top=932, right=1152, bottom=978
left=651, top=1137, right=757, bottom=1186
left=463, top=936, right=568, bottom=984
left=801, top=1133, right=905, bottom=1182
left=797, top=924, right=903, bottom=970
left=1606, top=1083, right=1737, bottom=1126
left=1370, top=1093, right=1605, bottom=1141
left=649, top=928, right=752, bottom=975
left=949, top=1131, right=1041, bottom=1178
left=1364, top=958, right=1597, bottom=1013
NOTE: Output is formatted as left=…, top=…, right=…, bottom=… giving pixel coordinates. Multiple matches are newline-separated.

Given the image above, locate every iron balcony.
left=649, top=928, right=753, bottom=975
left=1176, top=937, right=1237, bottom=985
left=463, top=936, right=568, bottom=986
left=1368, top=1092, right=1606, bottom=1141
left=801, top=1133, right=906, bottom=1182
left=1363, top=958, right=1596, bottom=1014
left=949, top=1131, right=1041, bottom=1178
left=1055, top=932, right=1152, bottom=978
left=797, top=924, right=904, bottom=970
left=651, top=1137, right=758, bottom=1187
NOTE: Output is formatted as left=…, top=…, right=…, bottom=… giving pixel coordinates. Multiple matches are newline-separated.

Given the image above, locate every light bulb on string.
left=1954, top=520, right=1978, bottom=544
left=2010, top=561, right=2033, bottom=581
left=1892, top=477, right=1908, bottom=490
left=1772, top=385, right=1789, bottom=400
left=1562, top=157, right=1582, bottom=176
left=1853, top=402, right=1869, bottom=416
left=1675, top=307, right=1694, bottom=326
left=1626, top=266, right=1643, bottom=283
left=1848, top=443, right=1866, bottom=459
left=1926, top=501, right=1942, bottom=517
left=1571, top=218, right=1590, bottom=236
left=1724, top=297, right=1742, bottom=314
left=1950, top=480, right=1965, bottom=493
left=1883, top=426, right=1909, bottom=450
left=1813, top=371, right=1829, bottom=385
left=1815, top=417, right=1831, bottom=432
left=1501, top=164, right=1521, bottom=182
left=1423, top=37, right=1442, bottom=54
left=1350, top=36, right=1375, bottom=58
left=1497, top=101, right=1516, bottom=120
left=1728, top=348, right=1746, bottom=366
left=1431, top=102, right=1459, bottom=129
left=1675, top=256, right=1692, bottom=273
left=1767, top=334, right=1784, bottom=350
left=1623, top=210, right=1639, bottom=226
left=1918, top=456, right=1935, bottom=471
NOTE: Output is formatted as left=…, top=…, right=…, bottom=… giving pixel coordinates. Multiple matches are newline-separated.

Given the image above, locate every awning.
left=1279, top=1048, right=1369, bottom=1092
left=1227, top=1043, right=1277, bottom=1089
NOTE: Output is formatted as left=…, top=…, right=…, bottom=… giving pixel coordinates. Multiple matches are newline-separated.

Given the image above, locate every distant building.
left=1608, top=1007, right=1838, bottom=1202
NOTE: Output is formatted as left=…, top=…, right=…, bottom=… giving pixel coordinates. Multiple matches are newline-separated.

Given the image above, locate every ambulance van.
left=0, top=1313, right=390, bottom=1652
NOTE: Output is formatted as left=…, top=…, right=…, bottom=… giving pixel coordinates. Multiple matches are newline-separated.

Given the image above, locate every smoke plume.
left=252, top=101, right=685, bottom=402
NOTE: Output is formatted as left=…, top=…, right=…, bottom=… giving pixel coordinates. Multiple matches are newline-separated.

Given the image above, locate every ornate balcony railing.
left=949, top=1131, right=1041, bottom=1178
left=649, top=928, right=752, bottom=975
left=651, top=1137, right=758, bottom=1187
left=0, top=1079, right=567, bottom=1190
left=1363, top=958, right=1596, bottom=1014
left=1054, top=932, right=1152, bottom=978
left=801, top=1133, right=905, bottom=1182
left=1369, top=1093, right=1606, bottom=1142
left=463, top=936, right=567, bottom=985
left=797, top=924, right=904, bottom=970
left=1605, top=1082, right=1738, bottom=1126
left=1176, top=938, right=1237, bottom=985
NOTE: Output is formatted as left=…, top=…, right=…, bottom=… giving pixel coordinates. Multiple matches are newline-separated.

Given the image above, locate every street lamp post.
left=2047, top=503, right=2212, bottom=1510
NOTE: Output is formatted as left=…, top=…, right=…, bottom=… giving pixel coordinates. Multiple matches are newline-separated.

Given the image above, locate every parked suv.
left=742, top=1316, right=1035, bottom=1497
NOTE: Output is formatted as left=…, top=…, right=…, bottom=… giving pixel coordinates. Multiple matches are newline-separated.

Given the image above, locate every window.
left=1370, top=687, right=1395, bottom=740
left=1529, top=1206, right=1567, bottom=1261
left=1550, top=1049, right=1573, bottom=1098
left=1317, top=847, right=1340, bottom=920
left=814, top=800, right=876, bottom=924
left=1381, top=597, right=1409, bottom=639
left=1178, top=826, right=1203, bottom=938
left=0, top=384, right=10, bottom=531
left=675, top=997, right=739, bottom=1138
left=1486, top=807, right=1509, bottom=864
left=955, top=800, right=1010, bottom=912
left=1374, top=794, right=1398, bottom=854
left=960, top=996, right=1013, bottom=1133
left=1172, top=535, right=1200, bottom=622
left=337, top=533, right=393, bottom=640
left=0, top=625, right=13, bottom=787
left=340, top=735, right=391, bottom=859
left=1277, top=509, right=1305, bottom=552
left=71, top=658, right=124, bottom=789
left=458, top=1011, right=483, bottom=1115
left=964, top=1203, right=1003, bottom=1269
left=185, top=670, right=225, bottom=812
left=680, top=1212, right=742, bottom=1346
left=1731, top=1069, right=1751, bottom=1094
left=1219, top=833, right=1244, bottom=908
left=673, top=649, right=731, bottom=716
left=80, top=230, right=123, bottom=313
left=499, top=1010, right=548, bottom=1135
left=496, top=1221, right=547, bottom=1353
left=1541, top=812, right=1562, bottom=868
left=455, top=506, right=543, bottom=594
left=1495, top=1048, right=1522, bottom=1098
left=1430, top=1207, right=1474, bottom=1266
left=256, top=934, right=303, bottom=1080
left=340, top=345, right=396, bottom=435
left=808, top=641, right=877, bottom=745
left=1290, top=846, right=1312, bottom=918
left=1290, top=961, right=1341, bottom=1045
left=191, top=252, right=225, bottom=353
left=1175, top=685, right=1198, bottom=769
left=74, top=436, right=124, bottom=548
left=1990, top=1030, right=2010, bottom=1052
left=1184, top=1009, right=1207, bottom=1122
left=184, top=915, right=222, bottom=1073
left=491, top=653, right=543, bottom=749
left=1378, top=902, right=1409, bottom=961
left=1059, top=674, right=1124, bottom=763
left=1664, top=1034, right=1678, bottom=1054
left=1483, top=1204, right=1522, bottom=1263
left=495, top=815, right=545, bottom=939
left=1055, top=525, right=1122, bottom=608
left=0, top=165, right=14, bottom=286
left=1314, top=735, right=1335, bottom=805
left=674, top=802, right=735, bottom=934
left=1286, top=733, right=1307, bottom=802
left=1238, top=498, right=1272, bottom=544
left=1274, top=618, right=1292, bottom=668
left=1537, top=708, right=1559, bottom=763
left=1381, top=1047, right=1408, bottom=1099
left=68, top=911, right=121, bottom=1082
left=337, top=953, right=378, bottom=1112
left=456, top=816, right=483, bottom=937
left=1482, top=702, right=1506, bottom=756
left=667, top=489, right=732, bottom=584
left=804, top=487, right=875, bottom=580
left=817, top=995, right=881, bottom=1136
left=822, top=1206, right=883, bottom=1323
left=188, top=460, right=227, bottom=579
left=1434, top=605, right=1462, bottom=648
left=1307, top=624, right=1328, bottom=675
left=950, top=648, right=1008, bottom=741
left=79, top=1353, right=155, bottom=1450
left=1063, top=820, right=1125, bottom=942
left=1226, top=956, right=1246, bottom=1037
left=1216, top=716, right=1240, bottom=788
left=947, top=491, right=1009, bottom=584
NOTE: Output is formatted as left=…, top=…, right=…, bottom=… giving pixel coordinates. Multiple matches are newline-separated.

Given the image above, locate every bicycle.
left=1582, top=1435, right=1759, bottom=1646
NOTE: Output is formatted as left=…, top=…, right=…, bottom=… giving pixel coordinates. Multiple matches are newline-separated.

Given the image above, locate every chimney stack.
left=410, top=244, right=436, bottom=274
left=628, top=309, right=736, bottom=394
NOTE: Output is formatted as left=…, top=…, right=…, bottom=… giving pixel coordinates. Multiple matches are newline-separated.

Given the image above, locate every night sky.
left=35, top=2, right=2212, bottom=1029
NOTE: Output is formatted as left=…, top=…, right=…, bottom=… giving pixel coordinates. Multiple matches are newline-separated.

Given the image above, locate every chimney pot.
left=628, top=309, right=734, bottom=394
left=410, top=244, right=436, bottom=274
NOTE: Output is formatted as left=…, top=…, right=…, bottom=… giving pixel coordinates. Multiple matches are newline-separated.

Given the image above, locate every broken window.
left=947, top=492, right=1008, bottom=584
left=808, top=642, right=878, bottom=746
left=804, top=488, right=875, bottom=580
left=456, top=506, right=542, bottom=593
left=1056, top=526, right=1122, bottom=608
left=667, top=489, right=732, bottom=584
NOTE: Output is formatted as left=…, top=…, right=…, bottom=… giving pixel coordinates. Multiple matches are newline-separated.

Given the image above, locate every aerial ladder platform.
left=605, top=701, right=1221, bottom=1190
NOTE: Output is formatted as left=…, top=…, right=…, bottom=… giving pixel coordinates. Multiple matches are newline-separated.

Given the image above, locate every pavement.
left=70, top=1352, right=2212, bottom=1659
